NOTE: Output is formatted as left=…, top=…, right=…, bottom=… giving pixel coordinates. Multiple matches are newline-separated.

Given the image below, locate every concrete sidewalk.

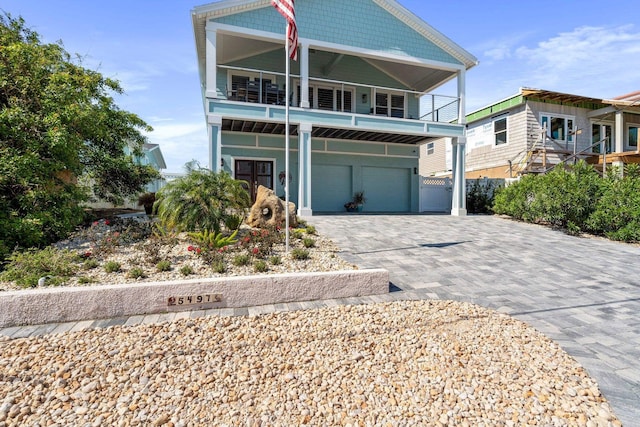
left=308, top=214, right=640, bottom=426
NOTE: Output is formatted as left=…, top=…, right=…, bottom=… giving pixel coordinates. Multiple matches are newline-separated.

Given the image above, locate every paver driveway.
left=309, top=214, right=640, bottom=426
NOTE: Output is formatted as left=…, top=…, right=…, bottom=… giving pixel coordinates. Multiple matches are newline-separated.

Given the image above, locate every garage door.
left=312, top=164, right=352, bottom=212
left=362, top=166, right=411, bottom=212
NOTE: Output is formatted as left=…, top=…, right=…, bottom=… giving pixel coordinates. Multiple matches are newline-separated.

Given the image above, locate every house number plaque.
left=167, top=293, right=222, bottom=306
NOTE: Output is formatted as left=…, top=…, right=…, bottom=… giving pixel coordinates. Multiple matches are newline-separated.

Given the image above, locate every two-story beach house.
left=421, top=88, right=640, bottom=179
left=191, top=0, right=477, bottom=215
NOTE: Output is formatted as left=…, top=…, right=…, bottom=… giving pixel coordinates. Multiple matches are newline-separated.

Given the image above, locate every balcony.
left=210, top=66, right=464, bottom=144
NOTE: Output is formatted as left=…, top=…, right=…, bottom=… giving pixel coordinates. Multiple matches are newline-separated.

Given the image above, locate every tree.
left=0, top=14, right=159, bottom=260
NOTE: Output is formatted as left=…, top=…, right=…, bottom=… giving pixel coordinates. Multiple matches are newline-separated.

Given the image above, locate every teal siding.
left=220, top=133, right=419, bottom=212
left=212, top=0, right=462, bottom=66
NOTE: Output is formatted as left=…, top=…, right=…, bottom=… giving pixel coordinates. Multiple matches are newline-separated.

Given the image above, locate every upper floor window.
left=493, top=115, right=507, bottom=146
left=541, top=114, right=574, bottom=142
left=297, top=83, right=354, bottom=112
left=375, top=92, right=405, bottom=118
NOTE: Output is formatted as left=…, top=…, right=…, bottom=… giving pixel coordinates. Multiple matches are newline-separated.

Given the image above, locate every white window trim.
left=590, top=121, right=615, bottom=153
left=373, top=89, right=406, bottom=118
left=295, top=80, right=355, bottom=112
left=626, top=123, right=640, bottom=150
left=540, top=112, right=576, bottom=142
left=492, top=114, right=508, bottom=147
left=426, top=142, right=435, bottom=155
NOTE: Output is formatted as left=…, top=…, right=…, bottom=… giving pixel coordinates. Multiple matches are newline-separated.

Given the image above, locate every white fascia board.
left=306, top=38, right=466, bottom=73
left=207, top=21, right=284, bottom=44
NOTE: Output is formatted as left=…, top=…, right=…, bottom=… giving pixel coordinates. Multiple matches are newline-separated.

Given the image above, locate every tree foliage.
left=0, top=14, right=159, bottom=260
left=155, top=169, right=251, bottom=234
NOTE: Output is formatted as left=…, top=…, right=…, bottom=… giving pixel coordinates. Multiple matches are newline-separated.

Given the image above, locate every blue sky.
left=2, top=1, right=639, bottom=173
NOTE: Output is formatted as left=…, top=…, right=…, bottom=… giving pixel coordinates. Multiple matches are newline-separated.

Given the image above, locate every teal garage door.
left=312, top=164, right=352, bottom=212
left=362, top=166, right=411, bottom=212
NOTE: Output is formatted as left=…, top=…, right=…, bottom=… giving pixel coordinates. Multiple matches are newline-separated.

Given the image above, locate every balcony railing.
left=217, top=65, right=460, bottom=124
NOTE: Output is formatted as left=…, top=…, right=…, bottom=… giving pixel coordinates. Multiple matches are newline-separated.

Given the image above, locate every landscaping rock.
left=247, top=185, right=297, bottom=229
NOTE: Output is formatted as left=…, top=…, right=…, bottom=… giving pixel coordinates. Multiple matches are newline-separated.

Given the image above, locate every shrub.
left=188, top=229, right=238, bottom=250
left=179, top=265, right=194, bottom=276
left=0, top=247, right=79, bottom=288
left=212, top=261, right=226, bottom=273
left=305, top=225, right=316, bottom=235
left=303, top=237, right=315, bottom=248
left=253, top=260, right=268, bottom=273
left=156, top=260, right=172, bottom=272
left=82, top=258, right=99, bottom=270
left=155, top=169, right=250, bottom=234
left=128, top=267, right=146, bottom=279
left=466, top=179, right=498, bottom=214
left=291, top=248, right=310, bottom=260
left=237, top=227, right=283, bottom=257
left=233, top=254, right=250, bottom=266
left=104, top=261, right=121, bottom=273
left=291, top=229, right=304, bottom=239
left=269, top=255, right=282, bottom=265
left=78, top=276, right=94, bottom=284
left=587, top=164, right=640, bottom=241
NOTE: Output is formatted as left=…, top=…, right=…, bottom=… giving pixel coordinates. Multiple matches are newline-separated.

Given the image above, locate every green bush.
left=155, top=169, right=250, bottom=234
left=179, top=265, right=194, bottom=276
left=466, top=179, right=498, bottom=214
left=0, top=247, right=79, bottom=288
left=493, top=161, right=602, bottom=230
left=291, top=248, right=310, bottom=260
left=156, top=260, right=172, bottom=272
left=269, top=255, right=282, bottom=265
left=233, top=254, right=250, bottom=266
left=128, top=267, right=146, bottom=279
left=104, top=261, right=121, bottom=273
left=253, top=260, right=268, bottom=272
left=212, top=261, right=226, bottom=273
left=587, top=164, right=640, bottom=241
left=82, top=258, right=99, bottom=270
left=305, top=225, right=316, bottom=235
left=303, top=237, right=315, bottom=248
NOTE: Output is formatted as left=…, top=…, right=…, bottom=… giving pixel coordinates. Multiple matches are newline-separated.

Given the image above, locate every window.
left=375, top=91, right=405, bottom=118
left=297, top=84, right=353, bottom=112
left=541, top=114, right=575, bottom=141
left=592, top=123, right=613, bottom=154
left=628, top=124, right=639, bottom=148
left=426, top=142, right=434, bottom=155
left=494, top=116, right=507, bottom=146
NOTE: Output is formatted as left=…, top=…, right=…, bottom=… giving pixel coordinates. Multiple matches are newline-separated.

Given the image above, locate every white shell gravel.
left=0, top=300, right=621, bottom=426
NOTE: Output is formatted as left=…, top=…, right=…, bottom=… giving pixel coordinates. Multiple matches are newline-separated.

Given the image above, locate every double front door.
left=235, top=160, right=274, bottom=202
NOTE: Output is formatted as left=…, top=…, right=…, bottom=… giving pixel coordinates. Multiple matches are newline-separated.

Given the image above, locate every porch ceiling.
left=221, top=119, right=429, bottom=144
left=216, top=33, right=455, bottom=93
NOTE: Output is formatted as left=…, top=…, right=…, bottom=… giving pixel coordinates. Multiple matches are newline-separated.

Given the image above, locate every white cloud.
left=513, top=24, right=640, bottom=94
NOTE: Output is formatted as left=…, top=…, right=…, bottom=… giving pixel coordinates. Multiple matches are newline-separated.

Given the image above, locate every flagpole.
left=284, top=23, right=290, bottom=253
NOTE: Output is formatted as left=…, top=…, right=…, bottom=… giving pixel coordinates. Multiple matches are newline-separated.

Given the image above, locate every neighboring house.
left=191, top=0, right=477, bottom=215
left=127, top=143, right=167, bottom=193
left=421, top=87, right=640, bottom=179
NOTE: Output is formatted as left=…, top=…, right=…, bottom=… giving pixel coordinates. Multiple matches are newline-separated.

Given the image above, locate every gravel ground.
left=0, top=221, right=355, bottom=292
left=0, top=300, right=621, bottom=426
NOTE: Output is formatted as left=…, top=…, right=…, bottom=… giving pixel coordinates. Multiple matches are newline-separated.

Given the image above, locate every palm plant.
left=155, top=169, right=250, bottom=233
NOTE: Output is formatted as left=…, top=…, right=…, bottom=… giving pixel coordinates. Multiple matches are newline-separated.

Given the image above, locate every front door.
left=235, top=159, right=274, bottom=202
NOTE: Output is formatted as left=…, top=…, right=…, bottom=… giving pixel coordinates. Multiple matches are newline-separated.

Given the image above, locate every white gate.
left=419, top=176, right=452, bottom=212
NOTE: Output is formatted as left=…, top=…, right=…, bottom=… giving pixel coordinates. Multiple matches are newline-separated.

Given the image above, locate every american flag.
left=271, top=0, right=298, bottom=60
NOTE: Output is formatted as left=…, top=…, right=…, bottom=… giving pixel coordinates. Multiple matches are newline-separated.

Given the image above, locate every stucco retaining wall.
left=0, top=269, right=389, bottom=328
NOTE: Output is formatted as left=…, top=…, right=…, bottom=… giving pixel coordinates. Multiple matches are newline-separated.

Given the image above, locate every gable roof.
left=191, top=0, right=478, bottom=72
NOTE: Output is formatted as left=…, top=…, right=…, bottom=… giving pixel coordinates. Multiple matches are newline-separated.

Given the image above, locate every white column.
left=297, top=123, right=313, bottom=216
left=451, top=69, right=467, bottom=216
left=208, top=115, right=222, bottom=172
left=205, top=24, right=218, bottom=99
left=613, top=110, right=625, bottom=174
left=300, top=43, right=310, bottom=108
